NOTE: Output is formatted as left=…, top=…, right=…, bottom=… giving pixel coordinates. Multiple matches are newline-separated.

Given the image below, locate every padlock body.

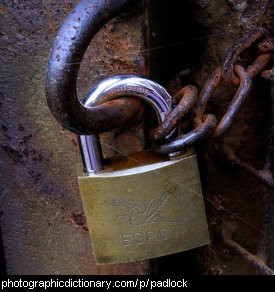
left=78, top=151, right=209, bottom=264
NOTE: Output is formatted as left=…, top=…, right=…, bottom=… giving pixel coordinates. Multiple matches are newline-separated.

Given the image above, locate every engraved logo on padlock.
left=77, top=76, right=210, bottom=264
left=106, top=186, right=182, bottom=227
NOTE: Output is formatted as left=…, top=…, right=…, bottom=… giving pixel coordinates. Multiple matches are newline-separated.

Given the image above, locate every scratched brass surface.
left=78, top=151, right=209, bottom=264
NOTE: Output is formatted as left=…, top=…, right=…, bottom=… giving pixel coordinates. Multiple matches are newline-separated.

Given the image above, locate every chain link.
left=152, top=27, right=273, bottom=187
left=154, top=27, right=273, bottom=148
left=149, top=85, right=199, bottom=141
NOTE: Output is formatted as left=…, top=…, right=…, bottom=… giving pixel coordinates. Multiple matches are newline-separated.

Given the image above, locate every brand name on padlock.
left=121, top=225, right=187, bottom=246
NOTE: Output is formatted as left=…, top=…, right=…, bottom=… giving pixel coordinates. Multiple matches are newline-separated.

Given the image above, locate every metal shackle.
left=80, top=75, right=173, bottom=173
left=45, top=0, right=174, bottom=172
left=45, top=0, right=140, bottom=135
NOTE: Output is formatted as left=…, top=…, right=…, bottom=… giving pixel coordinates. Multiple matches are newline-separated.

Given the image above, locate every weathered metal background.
left=0, top=0, right=149, bottom=275
left=0, top=0, right=273, bottom=275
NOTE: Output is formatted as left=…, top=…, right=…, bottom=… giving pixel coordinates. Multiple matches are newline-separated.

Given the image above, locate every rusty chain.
left=151, top=27, right=273, bottom=143
left=148, top=27, right=273, bottom=187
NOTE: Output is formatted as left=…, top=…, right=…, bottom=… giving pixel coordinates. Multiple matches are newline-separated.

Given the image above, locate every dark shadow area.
left=150, top=249, right=199, bottom=275
left=148, top=0, right=207, bottom=87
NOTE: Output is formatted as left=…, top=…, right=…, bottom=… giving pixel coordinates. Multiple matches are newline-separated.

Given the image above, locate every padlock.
left=77, top=75, right=210, bottom=264
left=45, top=0, right=210, bottom=265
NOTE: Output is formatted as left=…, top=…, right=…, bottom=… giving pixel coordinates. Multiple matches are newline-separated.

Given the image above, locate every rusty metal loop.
left=193, top=65, right=252, bottom=138
left=149, top=85, right=198, bottom=141
left=155, top=114, right=217, bottom=154
left=193, top=67, right=222, bottom=127
left=246, top=53, right=272, bottom=80
left=222, top=27, right=271, bottom=84
left=258, top=38, right=274, bottom=53
left=212, top=65, right=252, bottom=137
left=45, top=0, right=141, bottom=135
left=160, top=30, right=272, bottom=153
left=261, top=68, right=274, bottom=81
left=222, top=145, right=273, bottom=188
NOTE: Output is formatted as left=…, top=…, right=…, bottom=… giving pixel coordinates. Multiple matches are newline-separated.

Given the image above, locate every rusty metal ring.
left=149, top=85, right=199, bottom=141
left=193, top=66, right=222, bottom=127
left=246, top=53, right=272, bottom=80
left=222, top=27, right=271, bottom=84
left=211, top=65, right=252, bottom=137
left=261, top=68, right=274, bottom=81
left=155, top=114, right=217, bottom=154
left=45, top=0, right=140, bottom=135
left=258, top=38, right=274, bottom=53
left=193, top=65, right=252, bottom=138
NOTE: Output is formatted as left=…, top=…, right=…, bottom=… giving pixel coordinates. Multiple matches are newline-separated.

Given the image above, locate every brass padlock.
left=45, top=0, right=210, bottom=265
left=77, top=76, right=210, bottom=264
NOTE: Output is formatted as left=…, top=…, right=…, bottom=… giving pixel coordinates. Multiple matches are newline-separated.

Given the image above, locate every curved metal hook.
left=80, top=75, right=173, bottom=173
left=45, top=0, right=140, bottom=135
left=84, top=74, right=172, bottom=120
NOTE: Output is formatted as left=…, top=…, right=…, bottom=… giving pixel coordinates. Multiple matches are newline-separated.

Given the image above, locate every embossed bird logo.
left=105, top=187, right=188, bottom=226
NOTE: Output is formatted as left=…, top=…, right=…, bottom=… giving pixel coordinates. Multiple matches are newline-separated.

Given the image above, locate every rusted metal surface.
left=146, top=30, right=272, bottom=155
left=212, top=65, right=252, bottom=137
left=0, top=0, right=149, bottom=275
left=193, top=64, right=253, bottom=138
left=222, top=27, right=271, bottom=84
left=173, top=30, right=274, bottom=192
left=246, top=53, right=272, bottom=79
left=150, top=29, right=272, bottom=158
left=193, top=30, right=273, bottom=141
left=155, top=114, right=217, bottom=154
left=222, top=145, right=273, bottom=188
left=149, top=85, right=198, bottom=141
left=261, top=68, right=274, bottom=81
left=78, top=1, right=147, bottom=160
left=46, top=0, right=143, bottom=135
left=194, top=67, right=223, bottom=127
left=258, top=37, right=274, bottom=52
left=221, top=62, right=274, bottom=189
left=223, top=237, right=273, bottom=275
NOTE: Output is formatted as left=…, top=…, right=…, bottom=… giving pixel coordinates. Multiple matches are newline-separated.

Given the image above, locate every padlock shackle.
left=80, top=75, right=173, bottom=173
left=84, top=75, right=172, bottom=122
left=45, top=0, right=140, bottom=135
